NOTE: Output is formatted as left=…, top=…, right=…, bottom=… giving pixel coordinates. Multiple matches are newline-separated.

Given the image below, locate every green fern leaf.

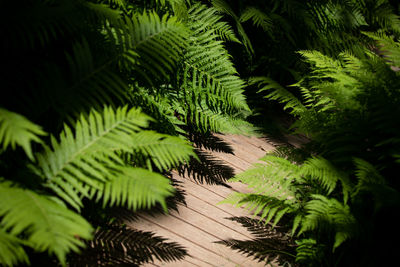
left=97, top=167, right=174, bottom=211
left=240, top=7, right=273, bottom=34
left=0, top=108, right=46, bottom=160
left=300, top=157, right=352, bottom=202
left=300, top=195, right=356, bottom=250
left=0, top=182, right=92, bottom=265
left=250, top=77, right=306, bottom=115
left=128, top=11, right=189, bottom=83
left=131, top=131, right=195, bottom=170
left=0, top=229, right=29, bottom=267
left=36, top=106, right=151, bottom=210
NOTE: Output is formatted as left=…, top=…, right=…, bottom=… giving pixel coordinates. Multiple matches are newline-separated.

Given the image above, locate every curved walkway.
left=127, top=134, right=278, bottom=266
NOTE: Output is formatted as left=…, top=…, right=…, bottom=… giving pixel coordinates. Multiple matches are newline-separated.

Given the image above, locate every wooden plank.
left=210, top=150, right=252, bottom=171
left=134, top=213, right=244, bottom=266
left=127, top=217, right=216, bottom=266
left=127, top=134, right=277, bottom=267
left=182, top=193, right=253, bottom=240
left=216, top=134, right=267, bottom=159
left=172, top=173, right=252, bottom=217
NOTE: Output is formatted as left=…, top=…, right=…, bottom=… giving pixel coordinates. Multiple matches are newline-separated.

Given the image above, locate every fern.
left=36, top=106, right=148, bottom=209
left=300, top=157, right=352, bottom=203
left=127, top=11, right=190, bottom=83
left=0, top=230, right=29, bottom=267
left=0, top=181, right=93, bottom=265
left=0, top=108, right=46, bottom=160
left=96, top=167, right=174, bottom=211
left=240, top=7, right=273, bottom=35
left=250, top=77, right=306, bottom=115
left=36, top=106, right=193, bottom=211
left=130, top=131, right=195, bottom=171
left=299, top=195, right=357, bottom=250
left=210, top=0, right=254, bottom=55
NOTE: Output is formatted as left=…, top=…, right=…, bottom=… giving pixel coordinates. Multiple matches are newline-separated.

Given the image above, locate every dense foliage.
left=0, top=0, right=251, bottom=265
left=2, top=0, right=400, bottom=266
left=220, top=1, right=400, bottom=266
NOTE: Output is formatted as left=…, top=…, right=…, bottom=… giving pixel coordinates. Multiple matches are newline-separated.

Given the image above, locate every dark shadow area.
left=216, top=216, right=297, bottom=266
left=178, top=148, right=235, bottom=186
left=68, top=227, right=188, bottom=266
left=187, top=131, right=234, bottom=154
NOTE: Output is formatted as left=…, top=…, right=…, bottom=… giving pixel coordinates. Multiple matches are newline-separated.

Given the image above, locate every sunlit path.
left=127, top=134, right=277, bottom=267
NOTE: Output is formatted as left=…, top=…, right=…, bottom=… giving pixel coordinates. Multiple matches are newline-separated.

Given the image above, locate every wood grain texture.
left=127, top=134, right=277, bottom=266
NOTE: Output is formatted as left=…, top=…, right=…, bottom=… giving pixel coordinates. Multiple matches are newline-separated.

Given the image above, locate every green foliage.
left=223, top=151, right=398, bottom=265
left=0, top=182, right=92, bottom=265
left=0, top=109, right=46, bottom=160
left=1, top=0, right=253, bottom=265
left=222, top=28, right=400, bottom=265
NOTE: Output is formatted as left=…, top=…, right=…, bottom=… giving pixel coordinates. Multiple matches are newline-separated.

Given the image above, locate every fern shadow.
left=216, top=216, right=297, bottom=266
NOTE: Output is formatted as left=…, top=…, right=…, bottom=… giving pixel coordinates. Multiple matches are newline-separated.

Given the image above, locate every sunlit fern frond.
left=94, top=167, right=175, bottom=212
left=363, top=31, right=400, bottom=67
left=129, top=130, right=195, bottom=171
left=35, top=106, right=150, bottom=210
left=230, top=154, right=301, bottom=196
left=0, top=108, right=46, bottom=160
left=0, top=181, right=93, bottom=265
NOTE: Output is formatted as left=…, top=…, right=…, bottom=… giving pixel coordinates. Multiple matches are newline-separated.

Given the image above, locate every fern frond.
left=0, top=229, right=29, bottom=267
left=237, top=193, right=296, bottom=227
left=128, top=11, right=189, bottom=83
left=0, top=108, right=46, bottom=160
left=295, top=238, right=323, bottom=264
left=97, top=167, right=174, bottom=211
left=0, top=181, right=92, bottom=265
left=240, top=7, right=273, bottom=34
left=128, top=88, right=185, bottom=135
left=36, top=106, right=151, bottom=210
left=210, top=0, right=254, bottom=54
left=363, top=31, right=400, bottom=67
left=300, top=157, right=352, bottom=202
left=130, top=131, right=195, bottom=171
left=231, top=154, right=300, bottom=196
left=250, top=77, right=306, bottom=115
left=299, top=195, right=356, bottom=250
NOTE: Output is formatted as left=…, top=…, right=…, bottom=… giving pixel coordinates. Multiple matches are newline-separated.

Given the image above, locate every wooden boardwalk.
left=127, top=134, right=278, bottom=267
